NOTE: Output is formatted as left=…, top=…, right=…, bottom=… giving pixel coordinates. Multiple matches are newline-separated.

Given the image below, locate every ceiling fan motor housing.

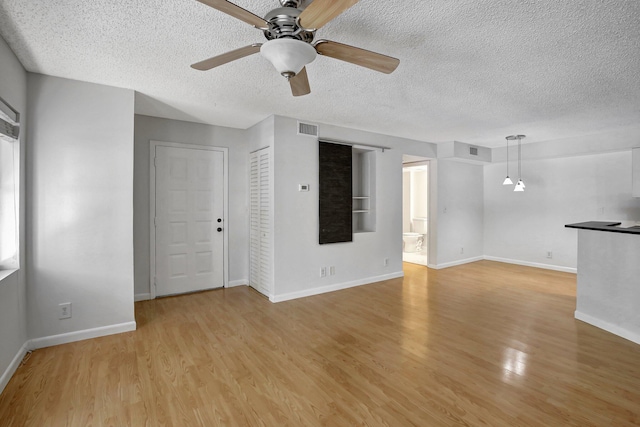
left=263, top=6, right=314, bottom=43
left=279, top=0, right=300, bottom=7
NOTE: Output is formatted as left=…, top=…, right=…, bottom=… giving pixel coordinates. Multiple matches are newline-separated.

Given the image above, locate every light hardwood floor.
left=1, top=261, right=640, bottom=426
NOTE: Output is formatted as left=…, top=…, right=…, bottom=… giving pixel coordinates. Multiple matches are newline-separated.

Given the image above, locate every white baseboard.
left=134, top=293, right=152, bottom=302
left=484, top=256, right=577, bottom=274
left=29, top=321, right=137, bottom=350
left=227, top=279, right=247, bottom=288
left=0, top=341, right=29, bottom=395
left=575, top=311, right=640, bottom=345
left=429, top=256, right=484, bottom=270
left=270, top=271, right=405, bottom=303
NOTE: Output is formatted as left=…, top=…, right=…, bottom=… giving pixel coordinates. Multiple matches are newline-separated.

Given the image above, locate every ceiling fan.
left=191, top=0, right=400, bottom=96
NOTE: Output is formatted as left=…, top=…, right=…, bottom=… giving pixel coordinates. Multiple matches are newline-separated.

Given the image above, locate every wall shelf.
left=353, top=149, right=376, bottom=233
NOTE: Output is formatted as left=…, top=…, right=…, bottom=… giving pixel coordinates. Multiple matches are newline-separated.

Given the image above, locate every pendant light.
left=502, top=136, right=513, bottom=185
left=506, top=135, right=526, bottom=192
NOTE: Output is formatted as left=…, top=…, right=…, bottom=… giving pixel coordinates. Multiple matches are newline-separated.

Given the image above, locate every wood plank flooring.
left=1, top=260, right=640, bottom=426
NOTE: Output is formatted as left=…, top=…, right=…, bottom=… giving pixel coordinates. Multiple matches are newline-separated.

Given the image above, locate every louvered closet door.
left=250, top=147, right=271, bottom=296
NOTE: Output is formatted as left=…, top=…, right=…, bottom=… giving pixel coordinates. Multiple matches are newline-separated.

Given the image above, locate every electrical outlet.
left=329, top=266, right=335, bottom=275
left=320, top=267, right=326, bottom=278
left=59, top=302, right=72, bottom=319
left=546, top=251, right=553, bottom=259
left=384, top=258, right=389, bottom=267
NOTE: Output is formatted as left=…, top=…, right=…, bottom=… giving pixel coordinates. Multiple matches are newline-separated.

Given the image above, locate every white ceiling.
left=1, top=0, right=639, bottom=148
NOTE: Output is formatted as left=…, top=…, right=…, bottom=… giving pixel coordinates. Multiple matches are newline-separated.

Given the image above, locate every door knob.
left=217, top=227, right=222, bottom=232
left=217, top=218, right=222, bottom=223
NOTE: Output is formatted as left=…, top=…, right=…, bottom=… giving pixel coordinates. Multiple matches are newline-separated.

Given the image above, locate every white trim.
left=270, top=271, right=405, bottom=303
left=428, top=256, right=484, bottom=270
left=134, top=293, right=152, bottom=302
left=575, top=311, right=640, bottom=345
left=483, top=256, right=577, bottom=274
left=149, top=140, right=229, bottom=299
left=227, top=279, right=247, bottom=288
left=0, top=341, right=29, bottom=395
left=29, top=321, right=137, bottom=350
left=0, top=268, right=18, bottom=283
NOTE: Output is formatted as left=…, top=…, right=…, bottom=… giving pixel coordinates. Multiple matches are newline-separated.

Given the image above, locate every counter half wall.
left=566, top=221, right=640, bottom=345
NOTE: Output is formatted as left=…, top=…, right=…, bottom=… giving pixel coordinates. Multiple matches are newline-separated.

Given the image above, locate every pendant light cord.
left=506, top=138, right=509, bottom=176
left=518, top=137, right=521, bottom=180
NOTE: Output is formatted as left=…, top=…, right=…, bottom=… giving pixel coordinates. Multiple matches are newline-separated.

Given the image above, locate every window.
left=0, top=96, right=19, bottom=269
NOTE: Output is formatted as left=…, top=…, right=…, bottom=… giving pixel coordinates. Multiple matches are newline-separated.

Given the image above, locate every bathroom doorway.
left=402, top=156, right=430, bottom=266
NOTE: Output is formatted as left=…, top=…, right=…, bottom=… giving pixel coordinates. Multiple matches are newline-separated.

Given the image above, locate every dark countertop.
left=565, top=221, right=640, bottom=235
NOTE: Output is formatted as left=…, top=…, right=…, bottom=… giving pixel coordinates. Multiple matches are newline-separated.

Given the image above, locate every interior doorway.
left=402, top=156, right=430, bottom=266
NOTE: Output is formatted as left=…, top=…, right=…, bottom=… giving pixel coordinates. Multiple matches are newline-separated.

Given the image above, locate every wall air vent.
left=469, top=146, right=478, bottom=156
left=298, top=121, right=318, bottom=137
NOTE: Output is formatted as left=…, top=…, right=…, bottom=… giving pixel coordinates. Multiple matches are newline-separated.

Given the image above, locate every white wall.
left=246, top=115, right=275, bottom=153
left=575, top=229, right=640, bottom=344
left=26, top=74, right=135, bottom=341
left=269, top=116, right=414, bottom=300
left=410, top=169, right=429, bottom=220
left=0, top=35, right=28, bottom=392
left=402, top=170, right=411, bottom=233
left=484, top=150, right=640, bottom=270
left=434, top=159, right=485, bottom=266
left=133, top=114, right=250, bottom=296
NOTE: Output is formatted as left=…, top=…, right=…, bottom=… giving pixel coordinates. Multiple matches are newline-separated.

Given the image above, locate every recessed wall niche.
left=318, top=142, right=377, bottom=244
left=352, top=147, right=376, bottom=233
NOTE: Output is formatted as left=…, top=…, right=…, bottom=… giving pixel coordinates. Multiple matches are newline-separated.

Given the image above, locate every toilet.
left=403, top=232, right=423, bottom=253
left=403, top=218, right=429, bottom=253
left=412, top=217, right=428, bottom=235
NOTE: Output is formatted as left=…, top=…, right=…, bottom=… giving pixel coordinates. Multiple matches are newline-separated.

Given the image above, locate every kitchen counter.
left=566, top=221, right=640, bottom=345
left=565, top=221, right=640, bottom=235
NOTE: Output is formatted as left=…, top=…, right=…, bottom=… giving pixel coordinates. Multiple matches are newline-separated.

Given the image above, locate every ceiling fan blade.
left=314, top=40, right=400, bottom=74
left=290, top=67, right=311, bottom=96
left=195, top=0, right=268, bottom=28
left=191, top=44, right=262, bottom=70
left=298, top=0, right=359, bottom=29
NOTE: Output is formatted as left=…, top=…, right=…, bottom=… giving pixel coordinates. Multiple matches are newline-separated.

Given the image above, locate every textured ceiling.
left=1, top=0, right=639, bottom=147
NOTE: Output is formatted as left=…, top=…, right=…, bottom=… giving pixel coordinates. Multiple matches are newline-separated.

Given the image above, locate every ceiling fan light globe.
left=260, top=39, right=317, bottom=77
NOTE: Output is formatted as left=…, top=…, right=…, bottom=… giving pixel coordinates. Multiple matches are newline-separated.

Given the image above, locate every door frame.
left=149, top=140, right=229, bottom=299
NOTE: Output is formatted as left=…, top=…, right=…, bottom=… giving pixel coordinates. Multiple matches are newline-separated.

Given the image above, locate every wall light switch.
left=298, top=184, right=309, bottom=192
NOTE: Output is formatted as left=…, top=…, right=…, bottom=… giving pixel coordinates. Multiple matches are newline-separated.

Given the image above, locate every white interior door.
left=154, top=146, right=224, bottom=296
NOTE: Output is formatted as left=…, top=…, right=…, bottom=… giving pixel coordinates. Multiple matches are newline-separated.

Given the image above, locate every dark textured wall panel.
left=319, top=142, right=353, bottom=244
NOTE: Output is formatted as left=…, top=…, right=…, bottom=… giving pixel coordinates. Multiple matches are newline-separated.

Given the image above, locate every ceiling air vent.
left=298, top=121, right=318, bottom=137
left=469, top=146, right=478, bottom=156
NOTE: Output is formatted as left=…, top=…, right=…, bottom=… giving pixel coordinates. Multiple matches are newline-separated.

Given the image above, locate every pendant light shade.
left=260, top=39, right=317, bottom=78
left=503, top=176, right=513, bottom=185
left=514, top=179, right=525, bottom=191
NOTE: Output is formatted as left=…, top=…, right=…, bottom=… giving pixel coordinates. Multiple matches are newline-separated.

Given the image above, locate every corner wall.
left=270, top=116, right=414, bottom=301
left=434, top=159, right=485, bottom=267
left=484, top=150, right=640, bottom=270
left=0, top=35, right=28, bottom=393
left=26, top=74, right=136, bottom=344
left=133, top=115, right=250, bottom=297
